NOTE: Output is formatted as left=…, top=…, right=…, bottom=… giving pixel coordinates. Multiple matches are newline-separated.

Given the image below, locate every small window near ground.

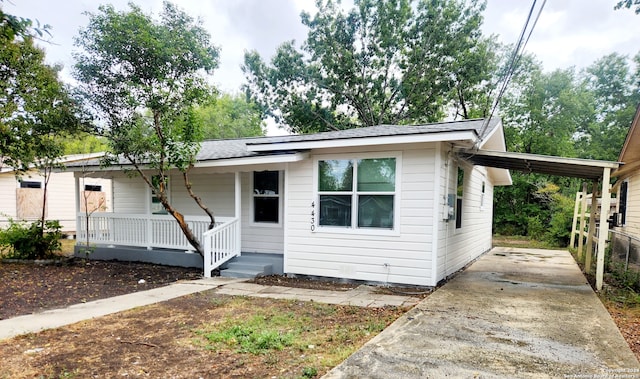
left=456, top=167, right=464, bottom=229
left=253, top=171, right=280, bottom=223
left=20, top=181, right=42, bottom=189
left=84, top=184, right=102, bottom=192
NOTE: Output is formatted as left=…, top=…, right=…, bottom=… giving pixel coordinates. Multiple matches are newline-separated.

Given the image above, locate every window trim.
left=313, top=152, right=401, bottom=236
left=619, top=179, right=628, bottom=226
left=250, top=170, right=284, bottom=228
left=455, top=165, right=465, bottom=230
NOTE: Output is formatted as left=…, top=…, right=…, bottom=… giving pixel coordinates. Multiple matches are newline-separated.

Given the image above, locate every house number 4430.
left=310, top=201, right=315, bottom=231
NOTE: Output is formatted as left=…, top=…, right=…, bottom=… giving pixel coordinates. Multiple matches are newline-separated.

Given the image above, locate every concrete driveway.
left=324, top=247, right=640, bottom=378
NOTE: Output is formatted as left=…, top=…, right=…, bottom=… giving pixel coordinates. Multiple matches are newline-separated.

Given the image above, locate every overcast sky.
left=6, top=0, right=640, bottom=104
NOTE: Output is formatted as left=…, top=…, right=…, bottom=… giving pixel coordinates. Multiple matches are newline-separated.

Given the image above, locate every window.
left=317, top=157, right=396, bottom=230
left=84, top=184, right=102, bottom=192
left=456, top=167, right=464, bottom=229
left=620, top=180, right=628, bottom=225
left=20, top=181, right=42, bottom=189
left=253, top=171, right=280, bottom=223
left=151, top=176, right=168, bottom=214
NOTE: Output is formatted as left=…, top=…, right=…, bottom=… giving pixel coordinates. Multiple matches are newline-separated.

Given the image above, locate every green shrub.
left=526, top=216, right=545, bottom=241
left=0, top=219, right=63, bottom=260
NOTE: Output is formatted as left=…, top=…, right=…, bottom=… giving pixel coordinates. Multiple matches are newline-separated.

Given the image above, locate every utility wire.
left=476, top=0, right=547, bottom=147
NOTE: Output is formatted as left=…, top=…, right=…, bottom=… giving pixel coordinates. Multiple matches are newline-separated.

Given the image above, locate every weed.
left=201, top=313, right=297, bottom=354
left=301, top=366, right=318, bottom=378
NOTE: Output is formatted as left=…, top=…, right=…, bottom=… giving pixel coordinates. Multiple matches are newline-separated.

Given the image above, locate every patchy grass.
left=492, top=235, right=551, bottom=249
left=0, top=293, right=407, bottom=378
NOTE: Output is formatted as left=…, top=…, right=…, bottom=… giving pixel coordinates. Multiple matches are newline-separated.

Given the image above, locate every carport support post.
left=596, top=168, right=611, bottom=291
left=577, top=182, right=588, bottom=260
left=570, top=191, right=581, bottom=248
left=585, top=181, right=598, bottom=274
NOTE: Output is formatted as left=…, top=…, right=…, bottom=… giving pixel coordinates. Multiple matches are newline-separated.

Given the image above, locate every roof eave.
left=247, top=130, right=479, bottom=152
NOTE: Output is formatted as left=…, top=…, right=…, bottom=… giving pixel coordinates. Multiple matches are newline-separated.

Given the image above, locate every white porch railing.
left=203, top=217, right=241, bottom=277
left=76, top=212, right=233, bottom=251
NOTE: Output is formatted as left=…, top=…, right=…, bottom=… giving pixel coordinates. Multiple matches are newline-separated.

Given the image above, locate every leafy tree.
left=196, top=94, right=265, bottom=139
left=0, top=1, right=50, bottom=41
left=0, top=18, right=84, bottom=172
left=615, top=0, right=640, bottom=13
left=243, top=0, right=496, bottom=133
left=495, top=55, right=592, bottom=237
left=500, top=55, right=593, bottom=157
left=73, top=1, right=219, bottom=257
left=1, top=6, right=87, bottom=257
left=61, top=133, right=109, bottom=155
left=578, top=53, right=640, bottom=160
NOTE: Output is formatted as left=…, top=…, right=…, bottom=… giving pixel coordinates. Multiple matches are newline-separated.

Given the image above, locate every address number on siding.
left=311, top=201, right=315, bottom=231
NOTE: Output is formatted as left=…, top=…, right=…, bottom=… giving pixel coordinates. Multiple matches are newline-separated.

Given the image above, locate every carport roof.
left=457, top=148, right=620, bottom=181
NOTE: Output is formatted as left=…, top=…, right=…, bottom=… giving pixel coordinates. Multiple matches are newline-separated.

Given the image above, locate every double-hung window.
left=317, top=156, right=397, bottom=230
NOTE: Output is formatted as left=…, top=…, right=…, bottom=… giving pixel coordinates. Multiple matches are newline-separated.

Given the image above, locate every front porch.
left=74, top=212, right=243, bottom=276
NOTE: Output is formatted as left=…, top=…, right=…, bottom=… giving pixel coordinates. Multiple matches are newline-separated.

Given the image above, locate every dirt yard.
left=0, top=260, right=408, bottom=378
left=0, top=256, right=638, bottom=378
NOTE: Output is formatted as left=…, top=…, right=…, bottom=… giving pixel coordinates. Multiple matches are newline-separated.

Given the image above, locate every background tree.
left=243, top=0, right=497, bottom=133
left=0, top=5, right=86, bottom=258
left=196, top=93, right=265, bottom=139
left=494, top=50, right=640, bottom=243
left=73, top=1, right=219, bottom=257
left=577, top=53, right=640, bottom=160
left=615, top=0, right=640, bottom=13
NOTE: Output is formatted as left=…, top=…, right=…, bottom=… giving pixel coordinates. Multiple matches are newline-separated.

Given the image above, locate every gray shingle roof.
left=246, top=118, right=497, bottom=147
left=68, top=118, right=499, bottom=167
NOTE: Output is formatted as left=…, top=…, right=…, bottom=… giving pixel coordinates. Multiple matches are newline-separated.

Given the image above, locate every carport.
left=456, top=148, right=621, bottom=290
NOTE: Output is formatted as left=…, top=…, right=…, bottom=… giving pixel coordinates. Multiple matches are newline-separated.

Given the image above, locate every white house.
left=70, top=119, right=512, bottom=287
left=0, top=154, right=111, bottom=233
left=611, top=104, right=640, bottom=269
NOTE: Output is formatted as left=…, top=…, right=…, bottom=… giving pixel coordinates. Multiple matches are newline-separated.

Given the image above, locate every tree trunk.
left=183, top=170, right=216, bottom=229
left=160, top=196, right=204, bottom=257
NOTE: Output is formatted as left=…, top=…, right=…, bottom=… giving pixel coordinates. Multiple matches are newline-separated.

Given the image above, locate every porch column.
left=570, top=191, right=581, bottom=248
left=74, top=174, right=80, bottom=240
left=235, top=171, right=241, bottom=254
left=577, top=183, right=588, bottom=260
left=596, top=168, right=611, bottom=291
left=584, top=181, right=598, bottom=274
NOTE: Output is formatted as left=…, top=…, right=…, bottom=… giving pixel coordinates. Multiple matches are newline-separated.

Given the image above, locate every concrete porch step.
left=219, top=253, right=283, bottom=279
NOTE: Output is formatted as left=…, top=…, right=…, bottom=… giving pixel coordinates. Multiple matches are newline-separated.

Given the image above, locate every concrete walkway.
left=0, top=276, right=421, bottom=341
left=324, top=247, right=640, bottom=378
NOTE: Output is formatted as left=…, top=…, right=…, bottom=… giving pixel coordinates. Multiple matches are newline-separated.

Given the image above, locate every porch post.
left=596, top=168, right=611, bottom=291
left=584, top=181, right=598, bottom=274
left=577, top=182, right=588, bottom=260
left=74, top=174, right=80, bottom=240
left=235, top=171, right=241, bottom=255
left=570, top=191, right=581, bottom=248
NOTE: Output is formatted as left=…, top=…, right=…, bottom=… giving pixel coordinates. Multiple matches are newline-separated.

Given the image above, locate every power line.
left=476, top=0, right=547, bottom=146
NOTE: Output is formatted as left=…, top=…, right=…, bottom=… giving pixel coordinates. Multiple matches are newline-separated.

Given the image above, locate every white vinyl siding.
left=622, top=173, right=640, bottom=237
left=111, top=173, right=148, bottom=213
left=285, top=144, right=435, bottom=286
left=436, top=150, right=493, bottom=281
left=0, top=174, right=17, bottom=228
